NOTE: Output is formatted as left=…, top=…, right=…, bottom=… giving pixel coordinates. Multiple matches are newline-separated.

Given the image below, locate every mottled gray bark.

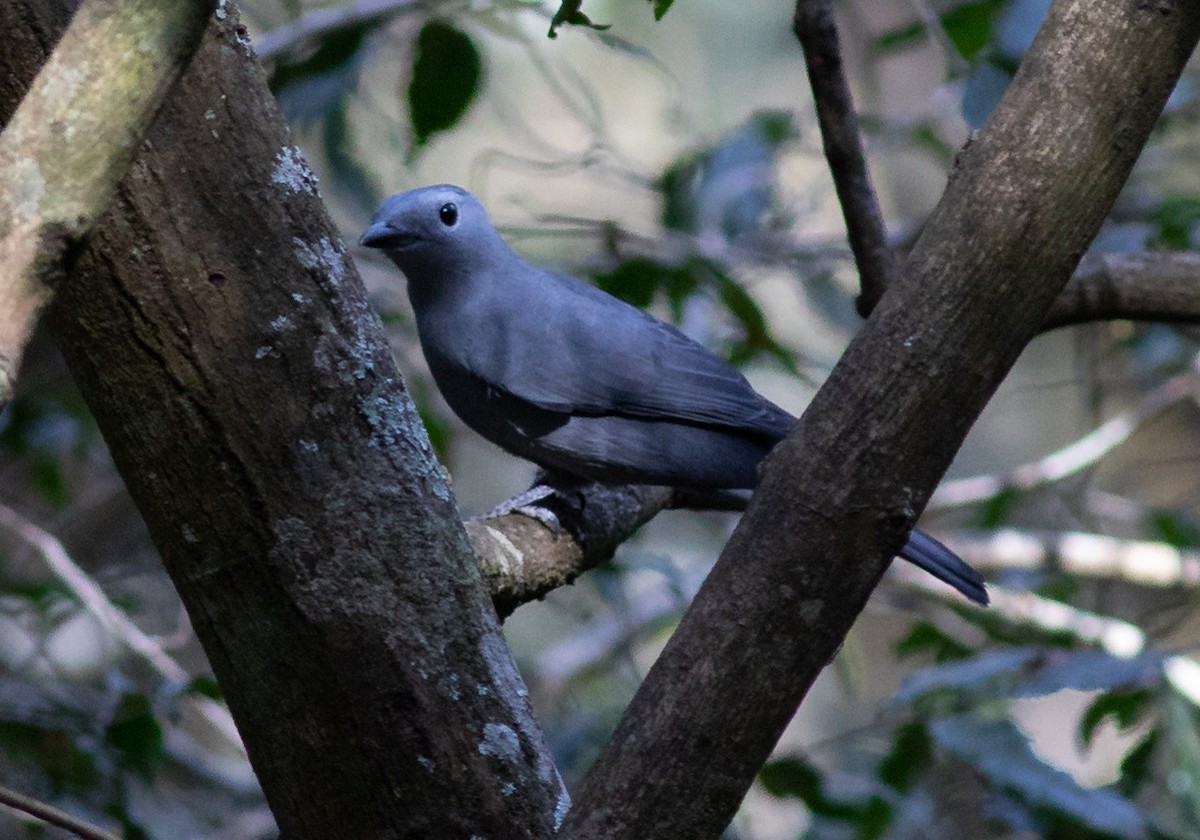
left=0, top=4, right=564, bottom=838
left=560, top=2, right=1200, bottom=838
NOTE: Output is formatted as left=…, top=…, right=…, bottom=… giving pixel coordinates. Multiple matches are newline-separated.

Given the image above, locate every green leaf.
left=941, top=0, right=1006, bottom=61
left=878, top=722, right=932, bottom=793
left=950, top=599, right=1078, bottom=649
left=659, top=155, right=702, bottom=234
left=592, top=257, right=703, bottom=311
left=758, top=758, right=861, bottom=819
left=32, top=455, right=70, bottom=509
left=269, top=20, right=372, bottom=99
left=1116, top=728, right=1158, bottom=798
left=0, top=721, right=98, bottom=793
left=650, top=0, right=675, bottom=21
left=896, top=621, right=974, bottom=663
left=710, top=269, right=798, bottom=374
left=859, top=796, right=893, bottom=840
left=548, top=2, right=611, bottom=38
left=1149, top=509, right=1200, bottom=549
left=105, top=694, right=164, bottom=783
left=186, top=676, right=224, bottom=702
left=408, top=21, right=483, bottom=148
left=876, top=22, right=925, bottom=51
left=1079, top=689, right=1154, bottom=748
left=977, top=486, right=1018, bottom=528
left=876, top=0, right=1005, bottom=61
left=1151, top=195, right=1200, bottom=249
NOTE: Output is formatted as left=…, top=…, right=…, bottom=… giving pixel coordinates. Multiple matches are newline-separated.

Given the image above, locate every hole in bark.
left=208, top=272, right=227, bottom=287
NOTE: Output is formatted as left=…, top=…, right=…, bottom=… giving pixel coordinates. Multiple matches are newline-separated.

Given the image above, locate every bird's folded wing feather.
left=478, top=269, right=794, bottom=438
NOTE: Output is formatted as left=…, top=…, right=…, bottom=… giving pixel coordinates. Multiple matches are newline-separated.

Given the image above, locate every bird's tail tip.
left=900, top=529, right=989, bottom=606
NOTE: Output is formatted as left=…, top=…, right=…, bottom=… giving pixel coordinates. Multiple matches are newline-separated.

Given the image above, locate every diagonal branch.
left=0, top=784, right=120, bottom=840
left=793, top=0, right=896, bottom=315
left=253, top=0, right=426, bottom=62
left=0, top=0, right=212, bottom=408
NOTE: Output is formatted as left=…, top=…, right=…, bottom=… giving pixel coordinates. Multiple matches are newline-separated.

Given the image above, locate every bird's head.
left=360, top=185, right=507, bottom=287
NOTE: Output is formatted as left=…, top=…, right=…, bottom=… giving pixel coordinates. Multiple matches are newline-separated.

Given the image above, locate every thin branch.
left=0, top=503, right=244, bottom=754
left=471, top=482, right=749, bottom=619
left=941, top=527, right=1200, bottom=589
left=254, top=0, right=427, bottom=61
left=0, top=784, right=121, bottom=840
left=929, top=373, right=1198, bottom=509
left=0, top=0, right=212, bottom=407
left=896, top=569, right=1147, bottom=658
left=1043, top=251, right=1200, bottom=330
left=793, top=0, right=896, bottom=315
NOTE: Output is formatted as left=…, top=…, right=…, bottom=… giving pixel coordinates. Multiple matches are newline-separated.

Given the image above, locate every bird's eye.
left=439, top=203, right=458, bottom=226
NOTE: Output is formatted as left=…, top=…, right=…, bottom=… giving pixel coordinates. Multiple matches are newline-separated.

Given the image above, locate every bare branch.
left=1044, top=251, right=1200, bottom=329
left=896, top=571, right=1146, bottom=658
left=0, top=784, right=120, bottom=840
left=0, top=502, right=244, bottom=755
left=941, top=527, right=1200, bottom=589
left=0, top=0, right=212, bottom=406
left=254, top=0, right=426, bottom=62
left=793, top=0, right=896, bottom=315
left=930, top=373, right=1198, bottom=509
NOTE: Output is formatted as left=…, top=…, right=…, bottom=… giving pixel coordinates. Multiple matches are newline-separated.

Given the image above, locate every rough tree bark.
left=0, top=0, right=211, bottom=407
left=559, top=2, right=1200, bottom=838
left=0, top=4, right=565, bottom=838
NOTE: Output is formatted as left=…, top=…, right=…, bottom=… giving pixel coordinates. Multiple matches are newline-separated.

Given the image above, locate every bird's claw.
left=486, top=484, right=559, bottom=527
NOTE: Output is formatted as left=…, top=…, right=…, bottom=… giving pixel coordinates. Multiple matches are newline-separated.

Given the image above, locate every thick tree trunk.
left=0, top=4, right=564, bottom=838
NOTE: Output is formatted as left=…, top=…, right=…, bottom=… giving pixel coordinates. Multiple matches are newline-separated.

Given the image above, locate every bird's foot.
left=486, top=484, right=560, bottom=528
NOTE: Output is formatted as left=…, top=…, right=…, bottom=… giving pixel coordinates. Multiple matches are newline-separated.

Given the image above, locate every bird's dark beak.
left=360, top=220, right=414, bottom=249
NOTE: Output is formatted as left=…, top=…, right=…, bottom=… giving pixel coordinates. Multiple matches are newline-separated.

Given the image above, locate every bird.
left=360, top=184, right=987, bottom=605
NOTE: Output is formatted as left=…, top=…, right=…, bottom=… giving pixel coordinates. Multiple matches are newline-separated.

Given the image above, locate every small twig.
left=793, top=0, right=896, bottom=315
left=0, top=503, right=244, bottom=753
left=940, top=527, right=1200, bottom=589
left=929, top=374, right=1198, bottom=509
left=254, top=0, right=427, bottom=61
left=894, top=568, right=1146, bottom=658
left=0, top=784, right=121, bottom=840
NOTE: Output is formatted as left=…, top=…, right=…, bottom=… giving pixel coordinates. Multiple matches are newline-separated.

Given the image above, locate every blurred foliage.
left=4, top=0, right=1200, bottom=838
left=408, top=20, right=483, bottom=149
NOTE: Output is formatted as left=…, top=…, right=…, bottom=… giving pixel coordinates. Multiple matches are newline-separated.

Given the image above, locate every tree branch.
left=0, top=0, right=211, bottom=408
left=254, top=0, right=425, bottom=62
left=793, top=0, right=896, bottom=315
left=560, top=3, right=1200, bottom=837
left=0, top=784, right=120, bottom=840
left=0, top=3, right=564, bottom=837
left=1044, top=250, right=1200, bottom=329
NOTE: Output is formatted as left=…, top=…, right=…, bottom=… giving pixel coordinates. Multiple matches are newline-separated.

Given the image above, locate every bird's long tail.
left=899, top=529, right=988, bottom=605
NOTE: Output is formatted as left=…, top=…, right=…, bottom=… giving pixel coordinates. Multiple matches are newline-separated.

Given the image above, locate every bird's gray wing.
left=479, top=270, right=794, bottom=438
